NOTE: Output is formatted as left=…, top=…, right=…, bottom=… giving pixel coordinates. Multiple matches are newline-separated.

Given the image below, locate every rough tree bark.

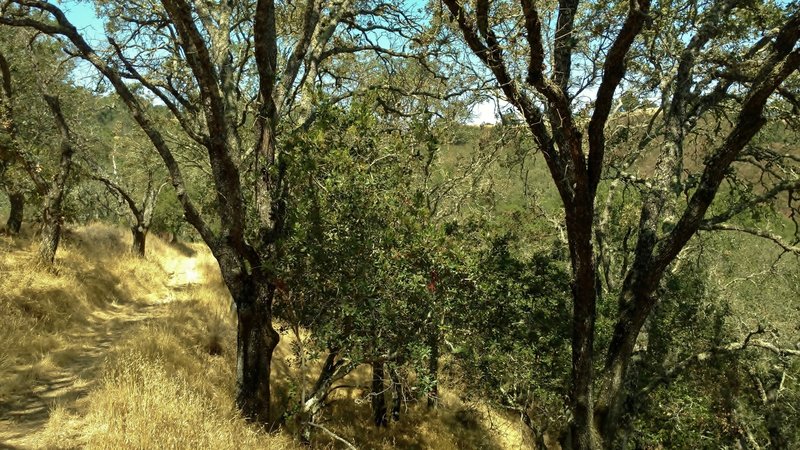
left=6, top=189, right=23, bottom=233
left=130, top=225, right=146, bottom=256
left=234, top=277, right=280, bottom=422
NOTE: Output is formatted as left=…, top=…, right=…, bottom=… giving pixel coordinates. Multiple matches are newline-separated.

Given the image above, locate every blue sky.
left=61, top=1, right=103, bottom=42
left=57, top=2, right=104, bottom=86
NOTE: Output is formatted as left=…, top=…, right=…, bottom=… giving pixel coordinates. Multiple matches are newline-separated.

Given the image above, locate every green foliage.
left=276, top=99, right=431, bottom=365
left=448, top=233, right=572, bottom=428
left=618, top=243, right=800, bottom=449
left=624, top=262, right=729, bottom=447
left=0, top=1, right=797, bottom=446
left=0, top=28, right=72, bottom=195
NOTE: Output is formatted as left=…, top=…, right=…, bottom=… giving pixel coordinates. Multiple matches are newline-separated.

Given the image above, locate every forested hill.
left=1, top=1, right=799, bottom=449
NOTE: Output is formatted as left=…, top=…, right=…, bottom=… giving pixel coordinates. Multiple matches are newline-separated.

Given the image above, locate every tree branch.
left=108, top=37, right=209, bottom=147
left=552, top=0, right=580, bottom=92
left=91, top=173, right=142, bottom=221
left=441, top=0, right=570, bottom=203
left=587, top=0, right=651, bottom=200
left=699, top=223, right=800, bottom=255
left=653, top=11, right=800, bottom=275
left=637, top=327, right=767, bottom=398
left=702, top=178, right=800, bottom=226
left=304, top=422, right=358, bottom=450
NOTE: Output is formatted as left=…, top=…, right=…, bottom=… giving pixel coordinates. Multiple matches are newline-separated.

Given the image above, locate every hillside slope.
left=0, top=224, right=531, bottom=449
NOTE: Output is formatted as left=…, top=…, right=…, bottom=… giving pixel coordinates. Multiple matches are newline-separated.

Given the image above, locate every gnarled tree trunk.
left=37, top=212, right=62, bottom=265
left=132, top=175, right=163, bottom=257
left=94, top=173, right=164, bottom=258
left=6, top=189, right=23, bottom=233
left=565, top=206, right=600, bottom=449
left=37, top=95, right=74, bottom=266
left=235, top=278, right=280, bottom=423
left=130, top=225, right=147, bottom=257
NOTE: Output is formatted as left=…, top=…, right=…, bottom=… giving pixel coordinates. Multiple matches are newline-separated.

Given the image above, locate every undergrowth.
left=0, top=223, right=529, bottom=449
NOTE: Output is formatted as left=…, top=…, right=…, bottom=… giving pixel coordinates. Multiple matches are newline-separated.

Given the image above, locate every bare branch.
left=702, top=178, right=800, bottom=226
left=303, top=422, right=358, bottom=450
left=700, top=223, right=800, bottom=255
left=108, top=37, right=209, bottom=147
left=441, top=0, right=569, bottom=203
left=587, top=0, right=651, bottom=199
left=637, top=327, right=769, bottom=398
left=91, top=173, right=142, bottom=220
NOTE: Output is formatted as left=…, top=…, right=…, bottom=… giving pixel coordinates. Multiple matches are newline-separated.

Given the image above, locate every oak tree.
left=439, top=0, right=799, bottom=446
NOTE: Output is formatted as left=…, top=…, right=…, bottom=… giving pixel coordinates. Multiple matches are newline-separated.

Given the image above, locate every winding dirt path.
left=0, top=254, right=201, bottom=449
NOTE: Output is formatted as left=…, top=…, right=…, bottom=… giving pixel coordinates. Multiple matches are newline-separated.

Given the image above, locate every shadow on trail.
left=168, top=239, right=197, bottom=257
left=0, top=303, right=164, bottom=445
left=0, top=252, right=194, bottom=447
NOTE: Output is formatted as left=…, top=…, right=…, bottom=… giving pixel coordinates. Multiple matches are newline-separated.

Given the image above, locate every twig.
left=638, top=325, right=800, bottom=399
left=304, top=422, right=358, bottom=450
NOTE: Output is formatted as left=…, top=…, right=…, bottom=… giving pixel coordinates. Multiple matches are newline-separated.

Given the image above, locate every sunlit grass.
left=0, top=222, right=530, bottom=449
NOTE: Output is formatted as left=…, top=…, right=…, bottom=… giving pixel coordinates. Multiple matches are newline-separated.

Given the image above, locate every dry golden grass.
left=0, top=224, right=293, bottom=449
left=315, top=389, right=533, bottom=450
left=1, top=223, right=530, bottom=449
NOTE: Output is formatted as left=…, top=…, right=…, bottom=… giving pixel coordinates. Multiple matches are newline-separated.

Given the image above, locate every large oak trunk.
left=235, top=281, right=280, bottom=424
left=36, top=95, right=74, bottom=266
left=565, top=207, right=600, bottom=450
left=6, top=190, right=23, bottom=233
left=131, top=225, right=147, bottom=257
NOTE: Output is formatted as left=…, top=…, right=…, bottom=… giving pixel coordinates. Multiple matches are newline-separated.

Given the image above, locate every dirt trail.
left=0, top=254, right=201, bottom=449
